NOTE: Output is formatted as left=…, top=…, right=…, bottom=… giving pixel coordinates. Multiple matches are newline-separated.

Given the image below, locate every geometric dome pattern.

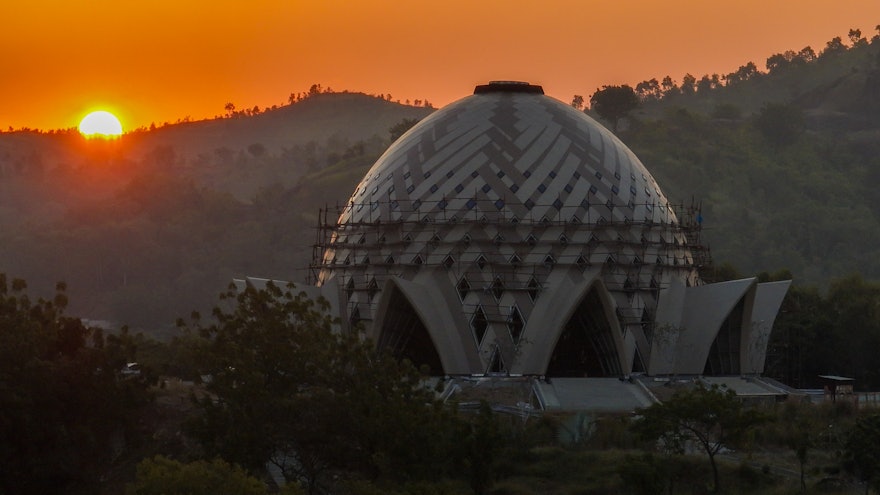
left=339, top=82, right=676, bottom=229
left=314, top=82, right=784, bottom=379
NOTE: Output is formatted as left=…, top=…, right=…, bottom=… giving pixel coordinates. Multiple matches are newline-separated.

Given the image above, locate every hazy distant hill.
left=0, top=93, right=433, bottom=331
left=124, top=92, right=434, bottom=159
left=3, top=38, right=880, bottom=332
left=621, top=37, right=880, bottom=285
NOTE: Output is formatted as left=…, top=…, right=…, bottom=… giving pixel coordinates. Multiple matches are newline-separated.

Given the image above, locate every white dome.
left=340, top=82, right=676, bottom=228
left=316, top=82, right=705, bottom=377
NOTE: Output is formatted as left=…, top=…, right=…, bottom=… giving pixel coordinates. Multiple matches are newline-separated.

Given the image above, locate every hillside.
left=3, top=37, right=880, bottom=331
left=0, top=93, right=432, bottom=330
left=617, top=38, right=880, bottom=285
left=124, top=92, right=434, bottom=159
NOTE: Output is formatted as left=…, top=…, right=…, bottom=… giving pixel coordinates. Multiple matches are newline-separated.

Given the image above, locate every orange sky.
left=2, top=0, right=879, bottom=131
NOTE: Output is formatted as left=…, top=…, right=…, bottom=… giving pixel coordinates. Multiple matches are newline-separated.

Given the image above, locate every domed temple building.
left=239, top=82, right=792, bottom=410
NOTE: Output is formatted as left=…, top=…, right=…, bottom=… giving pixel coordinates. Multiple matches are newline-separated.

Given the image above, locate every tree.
left=183, top=282, right=449, bottom=494
left=633, top=383, right=765, bottom=493
left=681, top=73, right=697, bottom=95
left=843, top=414, right=880, bottom=494
left=388, top=118, right=420, bottom=143
left=726, top=62, right=759, bottom=85
left=589, top=85, right=639, bottom=132
left=754, top=102, right=805, bottom=147
left=635, top=78, right=661, bottom=101
left=849, top=28, right=866, bottom=47
left=224, top=102, right=236, bottom=117
left=797, top=46, right=817, bottom=62
left=458, top=403, right=506, bottom=495
left=126, top=456, right=290, bottom=495
left=570, top=94, right=585, bottom=110
left=0, top=275, right=149, bottom=494
left=660, top=75, right=679, bottom=97
left=776, top=401, right=823, bottom=493
left=822, top=36, right=847, bottom=56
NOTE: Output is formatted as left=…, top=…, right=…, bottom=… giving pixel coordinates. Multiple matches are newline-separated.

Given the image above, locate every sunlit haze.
left=3, top=0, right=879, bottom=131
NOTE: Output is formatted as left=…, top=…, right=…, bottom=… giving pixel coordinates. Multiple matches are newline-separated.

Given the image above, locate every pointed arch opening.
left=376, top=286, right=445, bottom=375
left=546, top=286, right=622, bottom=377
left=703, top=297, right=745, bottom=375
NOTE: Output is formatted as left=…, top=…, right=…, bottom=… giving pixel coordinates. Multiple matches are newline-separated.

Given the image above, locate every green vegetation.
left=3, top=273, right=880, bottom=494
left=0, top=275, right=149, bottom=494
left=633, top=383, right=767, bottom=493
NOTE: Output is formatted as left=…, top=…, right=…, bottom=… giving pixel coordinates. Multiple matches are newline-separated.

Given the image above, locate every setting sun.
left=78, top=111, right=123, bottom=138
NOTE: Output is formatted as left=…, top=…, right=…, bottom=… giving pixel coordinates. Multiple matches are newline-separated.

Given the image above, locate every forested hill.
left=0, top=93, right=432, bottom=331
left=2, top=32, right=880, bottom=332
left=613, top=32, right=880, bottom=285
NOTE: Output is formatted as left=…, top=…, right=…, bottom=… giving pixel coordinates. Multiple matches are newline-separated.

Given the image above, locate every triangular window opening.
left=442, top=255, right=455, bottom=269
left=540, top=216, right=552, bottom=225
left=576, top=255, right=590, bottom=269
left=492, top=277, right=505, bottom=300
left=343, top=255, right=351, bottom=266
left=362, top=255, right=370, bottom=265
left=544, top=254, right=556, bottom=267
left=487, top=346, right=505, bottom=374
left=457, top=277, right=471, bottom=301
left=412, top=254, right=424, bottom=265
left=509, top=254, right=522, bottom=266
left=345, top=278, right=355, bottom=299
left=605, top=255, right=616, bottom=266
left=431, top=233, right=442, bottom=243
left=558, top=233, right=569, bottom=245
left=367, top=278, right=379, bottom=301
left=403, top=233, right=413, bottom=244
left=494, top=233, right=504, bottom=244
left=462, top=233, right=472, bottom=245
left=349, top=304, right=361, bottom=326
left=358, top=234, right=366, bottom=244
left=641, top=308, right=653, bottom=344
left=385, top=255, right=395, bottom=265
left=527, top=277, right=540, bottom=302
left=632, top=348, right=646, bottom=373
left=570, top=215, right=581, bottom=224
left=508, top=306, right=525, bottom=345
left=526, top=234, right=538, bottom=246
left=471, top=306, right=489, bottom=347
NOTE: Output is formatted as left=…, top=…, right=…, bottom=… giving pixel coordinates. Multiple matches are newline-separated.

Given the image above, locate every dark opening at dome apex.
left=474, top=81, right=544, bottom=95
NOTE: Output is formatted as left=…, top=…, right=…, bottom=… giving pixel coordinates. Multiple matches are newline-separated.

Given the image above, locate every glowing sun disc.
left=79, top=111, right=123, bottom=137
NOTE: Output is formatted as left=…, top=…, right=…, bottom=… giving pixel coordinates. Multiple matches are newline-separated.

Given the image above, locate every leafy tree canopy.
left=589, top=85, right=639, bottom=132
left=182, top=282, right=455, bottom=494
left=633, top=383, right=765, bottom=493
left=844, top=413, right=880, bottom=494
left=0, top=274, right=149, bottom=494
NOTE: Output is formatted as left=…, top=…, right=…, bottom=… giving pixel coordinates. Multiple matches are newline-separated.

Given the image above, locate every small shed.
left=818, top=375, right=854, bottom=403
